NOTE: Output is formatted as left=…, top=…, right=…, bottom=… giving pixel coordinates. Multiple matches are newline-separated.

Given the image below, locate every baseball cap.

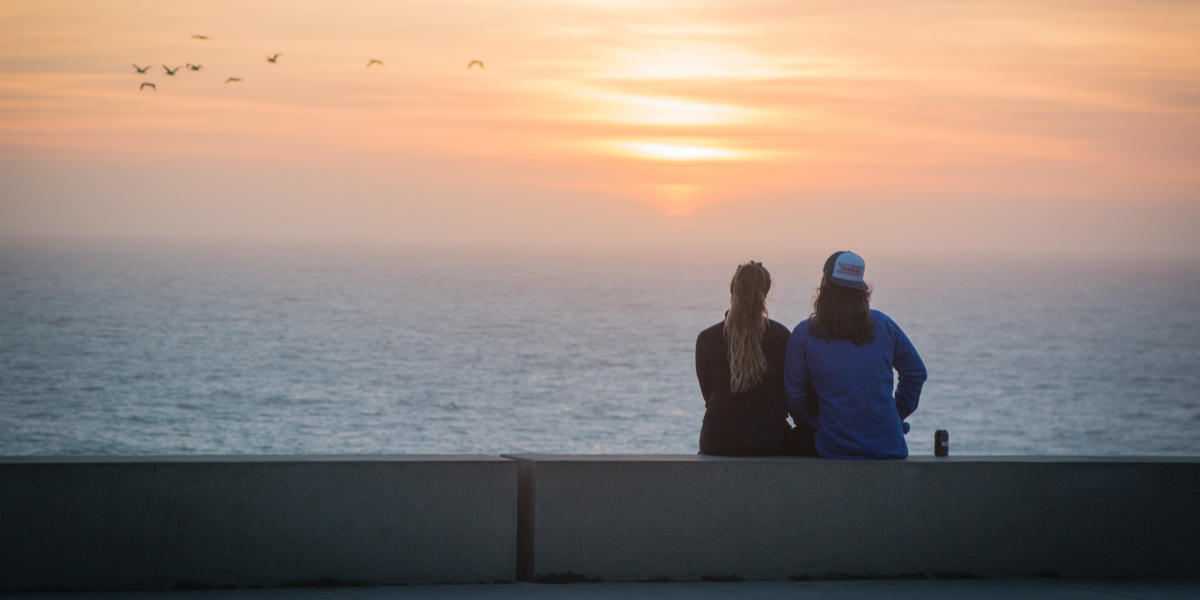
left=823, top=251, right=868, bottom=290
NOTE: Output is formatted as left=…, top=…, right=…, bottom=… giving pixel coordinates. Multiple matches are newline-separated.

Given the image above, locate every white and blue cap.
left=823, top=251, right=868, bottom=290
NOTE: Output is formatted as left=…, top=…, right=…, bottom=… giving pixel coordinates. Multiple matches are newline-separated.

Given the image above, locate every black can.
left=935, top=429, right=949, bottom=457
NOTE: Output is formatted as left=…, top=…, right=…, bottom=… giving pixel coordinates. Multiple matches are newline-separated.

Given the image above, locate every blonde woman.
left=695, top=261, right=802, bottom=456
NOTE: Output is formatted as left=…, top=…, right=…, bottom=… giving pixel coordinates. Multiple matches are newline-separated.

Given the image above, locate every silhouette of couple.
left=696, top=252, right=927, bottom=458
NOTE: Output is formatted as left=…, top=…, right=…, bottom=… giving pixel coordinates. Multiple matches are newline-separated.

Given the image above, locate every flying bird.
left=132, top=63, right=150, bottom=73
left=225, top=77, right=242, bottom=83
left=266, top=53, right=282, bottom=63
left=162, top=65, right=181, bottom=75
left=140, top=82, right=156, bottom=91
left=366, top=59, right=383, bottom=68
left=186, top=63, right=202, bottom=71
left=466, top=60, right=484, bottom=70
left=191, top=34, right=210, bottom=40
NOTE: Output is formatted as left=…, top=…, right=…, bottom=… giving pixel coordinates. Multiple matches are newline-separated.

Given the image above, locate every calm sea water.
left=2, top=242, right=1199, bottom=456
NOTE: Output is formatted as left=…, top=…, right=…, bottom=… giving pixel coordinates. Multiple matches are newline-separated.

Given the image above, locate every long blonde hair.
left=724, top=261, right=771, bottom=394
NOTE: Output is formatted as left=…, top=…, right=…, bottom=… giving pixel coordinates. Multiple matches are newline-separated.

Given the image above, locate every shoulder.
left=789, top=318, right=813, bottom=341
left=870, top=310, right=904, bottom=335
left=766, top=319, right=790, bottom=339
left=764, top=319, right=790, bottom=350
left=697, top=321, right=725, bottom=344
left=870, top=309, right=894, bottom=326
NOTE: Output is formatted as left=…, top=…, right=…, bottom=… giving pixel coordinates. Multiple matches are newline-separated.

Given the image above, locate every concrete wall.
left=4, top=454, right=1198, bottom=590
left=508, top=455, right=1200, bottom=581
left=0, top=455, right=516, bottom=591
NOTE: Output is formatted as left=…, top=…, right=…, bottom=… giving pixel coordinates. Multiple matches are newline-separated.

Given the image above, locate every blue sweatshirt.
left=784, top=310, right=927, bottom=459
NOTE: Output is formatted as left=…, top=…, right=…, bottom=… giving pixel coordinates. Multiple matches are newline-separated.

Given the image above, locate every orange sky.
left=2, top=0, right=1198, bottom=257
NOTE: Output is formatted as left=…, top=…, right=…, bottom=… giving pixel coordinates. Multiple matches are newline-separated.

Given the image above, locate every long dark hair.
left=724, top=261, right=771, bottom=393
left=809, top=275, right=873, bottom=345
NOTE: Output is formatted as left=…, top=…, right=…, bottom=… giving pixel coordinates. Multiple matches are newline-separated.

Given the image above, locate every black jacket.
left=695, top=318, right=791, bottom=456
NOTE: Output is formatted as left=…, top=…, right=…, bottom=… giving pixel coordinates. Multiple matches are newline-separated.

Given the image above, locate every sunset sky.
left=2, top=0, right=1198, bottom=258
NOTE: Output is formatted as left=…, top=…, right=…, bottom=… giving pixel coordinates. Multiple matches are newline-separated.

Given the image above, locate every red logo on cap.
left=836, top=263, right=863, bottom=278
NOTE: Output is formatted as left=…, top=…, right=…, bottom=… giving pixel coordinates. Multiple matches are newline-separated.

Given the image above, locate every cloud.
left=1, top=0, right=1197, bottom=254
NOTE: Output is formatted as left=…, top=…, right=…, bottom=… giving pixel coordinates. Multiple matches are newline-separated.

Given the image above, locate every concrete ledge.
left=5, top=454, right=1197, bottom=589
left=507, top=455, right=1200, bottom=581
left=0, top=455, right=517, bottom=591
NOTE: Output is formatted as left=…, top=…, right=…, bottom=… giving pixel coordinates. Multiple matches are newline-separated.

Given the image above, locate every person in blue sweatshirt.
left=784, top=251, right=927, bottom=459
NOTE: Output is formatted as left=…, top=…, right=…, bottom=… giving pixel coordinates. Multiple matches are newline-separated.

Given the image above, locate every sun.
left=653, top=183, right=703, bottom=216
left=572, top=91, right=755, bottom=127
left=604, top=141, right=750, bottom=162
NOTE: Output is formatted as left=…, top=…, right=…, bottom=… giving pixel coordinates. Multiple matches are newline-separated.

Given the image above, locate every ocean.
left=2, top=241, right=1199, bottom=456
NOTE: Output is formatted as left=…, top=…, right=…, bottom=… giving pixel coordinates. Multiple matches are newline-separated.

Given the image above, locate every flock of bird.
left=134, top=34, right=484, bottom=92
